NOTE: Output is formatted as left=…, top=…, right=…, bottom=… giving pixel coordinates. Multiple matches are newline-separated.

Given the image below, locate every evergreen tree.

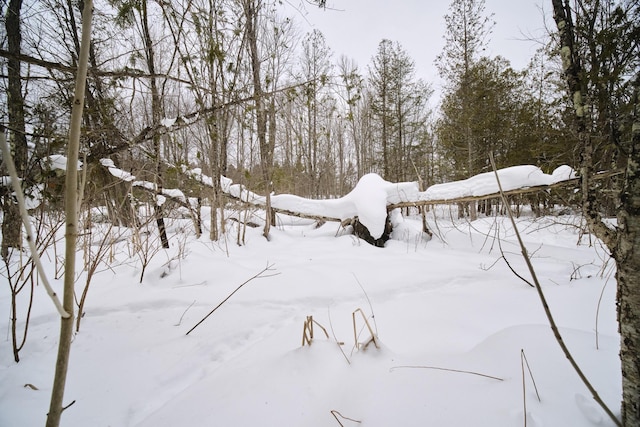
left=436, top=0, right=494, bottom=219
left=369, top=40, right=431, bottom=182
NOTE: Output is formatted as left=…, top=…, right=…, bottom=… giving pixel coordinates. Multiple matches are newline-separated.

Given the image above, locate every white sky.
left=288, top=0, right=552, bottom=102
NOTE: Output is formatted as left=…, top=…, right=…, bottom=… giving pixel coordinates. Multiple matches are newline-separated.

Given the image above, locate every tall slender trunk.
left=46, top=2, right=92, bottom=426
left=244, top=0, right=272, bottom=238
left=141, top=0, right=169, bottom=248
left=2, top=0, right=27, bottom=259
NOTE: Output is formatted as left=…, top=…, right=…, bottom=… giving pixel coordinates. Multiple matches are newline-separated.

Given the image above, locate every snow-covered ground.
left=0, top=206, right=620, bottom=426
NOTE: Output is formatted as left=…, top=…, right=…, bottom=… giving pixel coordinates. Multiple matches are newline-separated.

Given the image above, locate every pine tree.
left=369, top=40, right=431, bottom=182
left=436, top=0, right=494, bottom=219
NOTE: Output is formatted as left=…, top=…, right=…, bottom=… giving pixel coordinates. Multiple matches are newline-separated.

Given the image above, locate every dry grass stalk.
left=330, top=410, right=361, bottom=426
left=327, top=308, right=350, bottom=364
left=521, top=349, right=541, bottom=427
left=521, top=349, right=541, bottom=402
left=389, top=365, right=504, bottom=381
left=352, top=308, right=379, bottom=351
left=301, top=316, right=329, bottom=346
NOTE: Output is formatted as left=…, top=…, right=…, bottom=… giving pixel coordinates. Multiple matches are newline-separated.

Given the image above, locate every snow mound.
left=271, top=173, right=419, bottom=239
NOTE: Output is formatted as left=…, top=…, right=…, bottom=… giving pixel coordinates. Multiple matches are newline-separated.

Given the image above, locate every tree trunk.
left=46, top=2, right=92, bottom=426
left=552, top=1, right=638, bottom=425
left=244, top=0, right=272, bottom=239
left=2, top=0, right=27, bottom=259
left=141, top=0, right=169, bottom=249
left=551, top=0, right=614, bottom=247
left=615, top=74, right=640, bottom=427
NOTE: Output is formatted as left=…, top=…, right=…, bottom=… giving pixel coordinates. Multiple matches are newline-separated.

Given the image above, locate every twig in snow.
left=389, top=365, right=504, bottom=381
left=185, top=262, right=278, bottom=335
left=327, top=307, right=350, bottom=365
left=595, top=270, right=614, bottom=350
left=174, top=300, right=196, bottom=326
left=61, top=400, right=76, bottom=412
left=330, top=410, right=361, bottom=426
left=497, top=233, right=534, bottom=287
left=352, top=274, right=378, bottom=335
left=521, top=349, right=541, bottom=402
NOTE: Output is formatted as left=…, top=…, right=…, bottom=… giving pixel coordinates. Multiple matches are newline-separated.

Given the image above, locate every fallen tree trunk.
left=101, top=161, right=622, bottom=246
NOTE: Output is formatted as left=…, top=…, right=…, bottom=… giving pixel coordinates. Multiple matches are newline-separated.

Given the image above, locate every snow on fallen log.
left=271, top=174, right=418, bottom=239
left=419, top=165, right=576, bottom=201
left=101, top=159, right=579, bottom=241
left=100, top=159, right=197, bottom=211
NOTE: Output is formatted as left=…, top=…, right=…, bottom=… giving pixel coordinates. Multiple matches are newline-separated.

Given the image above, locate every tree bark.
left=552, top=1, right=638, bottom=425
left=2, top=0, right=27, bottom=259
left=615, top=74, right=640, bottom=427
left=551, top=0, right=615, bottom=247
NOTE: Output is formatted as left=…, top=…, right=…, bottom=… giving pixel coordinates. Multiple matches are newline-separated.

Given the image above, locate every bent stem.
left=489, top=153, right=621, bottom=427
left=0, top=128, right=69, bottom=318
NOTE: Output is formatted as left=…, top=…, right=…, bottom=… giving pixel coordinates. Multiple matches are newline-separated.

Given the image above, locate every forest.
left=1, top=0, right=639, bottom=426
left=0, top=0, right=635, bottom=223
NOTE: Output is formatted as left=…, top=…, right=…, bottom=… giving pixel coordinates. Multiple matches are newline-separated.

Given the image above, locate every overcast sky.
left=286, top=0, right=552, bottom=103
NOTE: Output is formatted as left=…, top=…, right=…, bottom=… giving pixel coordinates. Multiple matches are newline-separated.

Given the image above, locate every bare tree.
left=1, top=0, right=28, bottom=259
left=243, top=0, right=273, bottom=238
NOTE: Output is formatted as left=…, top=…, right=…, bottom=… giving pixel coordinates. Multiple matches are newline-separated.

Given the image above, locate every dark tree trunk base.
left=350, top=215, right=392, bottom=248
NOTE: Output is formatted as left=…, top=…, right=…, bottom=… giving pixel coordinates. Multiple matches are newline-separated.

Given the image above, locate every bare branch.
left=185, top=263, right=279, bottom=335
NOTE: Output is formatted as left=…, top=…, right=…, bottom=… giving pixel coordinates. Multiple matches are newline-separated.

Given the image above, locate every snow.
left=2, top=163, right=620, bottom=426
left=163, top=188, right=186, bottom=202
left=0, top=206, right=621, bottom=427
left=161, top=117, right=177, bottom=128
left=189, top=165, right=576, bottom=239
left=41, top=154, right=82, bottom=171
left=111, top=162, right=576, bottom=240
left=421, top=165, right=575, bottom=201
left=103, top=158, right=136, bottom=182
